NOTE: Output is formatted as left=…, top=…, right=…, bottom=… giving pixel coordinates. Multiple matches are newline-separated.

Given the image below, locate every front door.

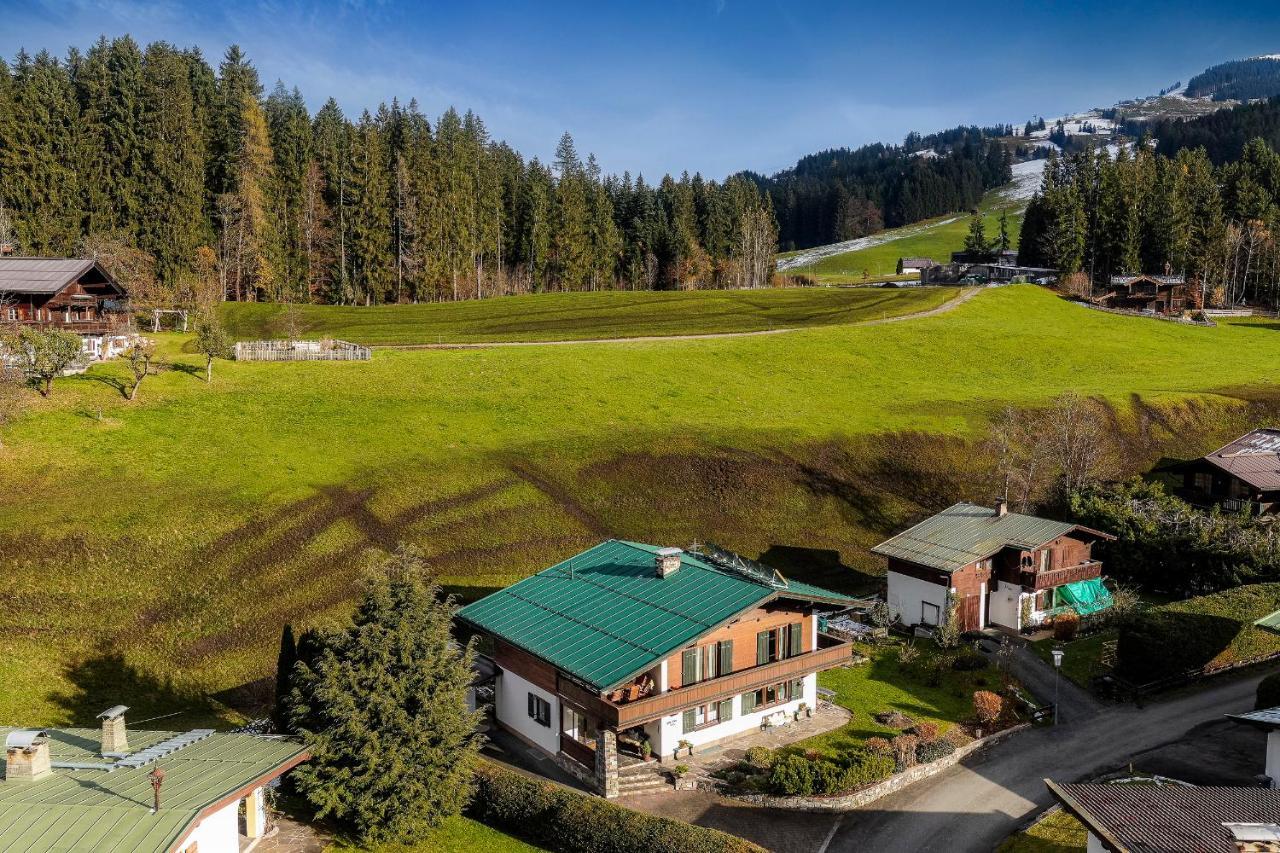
left=960, top=594, right=982, bottom=631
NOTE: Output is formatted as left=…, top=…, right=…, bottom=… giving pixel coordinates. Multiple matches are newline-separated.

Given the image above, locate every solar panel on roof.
left=114, top=729, right=214, bottom=769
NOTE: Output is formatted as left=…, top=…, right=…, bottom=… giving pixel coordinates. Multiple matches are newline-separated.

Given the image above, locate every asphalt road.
left=824, top=669, right=1267, bottom=853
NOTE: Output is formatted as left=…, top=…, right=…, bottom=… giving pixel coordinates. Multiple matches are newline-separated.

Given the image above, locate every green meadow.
left=2, top=286, right=1279, bottom=727
left=219, top=285, right=955, bottom=345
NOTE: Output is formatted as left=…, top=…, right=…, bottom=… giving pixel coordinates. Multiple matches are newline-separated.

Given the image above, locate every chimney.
left=98, top=705, right=129, bottom=756
left=5, top=730, right=52, bottom=782
left=655, top=547, right=682, bottom=578
left=995, top=498, right=1008, bottom=517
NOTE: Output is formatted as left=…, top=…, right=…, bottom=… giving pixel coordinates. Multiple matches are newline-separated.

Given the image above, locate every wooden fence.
left=233, top=339, right=370, bottom=362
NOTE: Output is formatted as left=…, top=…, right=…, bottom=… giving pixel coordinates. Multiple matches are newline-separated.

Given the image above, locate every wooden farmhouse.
left=0, top=257, right=131, bottom=359
left=896, top=256, right=937, bottom=275
left=456, top=540, right=856, bottom=797
left=873, top=501, right=1115, bottom=633
left=1102, top=274, right=1188, bottom=315
left=1169, top=428, right=1280, bottom=516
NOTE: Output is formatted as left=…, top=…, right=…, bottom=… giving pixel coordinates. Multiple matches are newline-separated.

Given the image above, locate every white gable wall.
left=495, top=667, right=559, bottom=755
left=887, top=570, right=949, bottom=626
left=179, top=798, right=238, bottom=853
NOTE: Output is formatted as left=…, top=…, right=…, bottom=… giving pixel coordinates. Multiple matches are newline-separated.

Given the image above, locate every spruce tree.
left=286, top=548, right=481, bottom=845
left=963, top=210, right=991, bottom=255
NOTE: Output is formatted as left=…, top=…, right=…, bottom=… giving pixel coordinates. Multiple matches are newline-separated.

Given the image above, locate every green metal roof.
left=0, top=728, right=307, bottom=853
left=1256, top=609, right=1280, bottom=635
left=871, top=502, right=1086, bottom=573
left=456, top=539, right=855, bottom=691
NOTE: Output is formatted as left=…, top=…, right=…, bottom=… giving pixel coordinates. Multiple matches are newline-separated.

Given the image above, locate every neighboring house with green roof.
left=0, top=708, right=307, bottom=853
left=872, top=500, right=1114, bottom=633
left=456, top=539, right=857, bottom=797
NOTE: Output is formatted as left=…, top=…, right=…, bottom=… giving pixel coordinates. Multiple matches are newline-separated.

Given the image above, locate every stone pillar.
left=595, top=728, right=619, bottom=799
left=244, top=786, right=267, bottom=838
left=101, top=716, right=128, bottom=755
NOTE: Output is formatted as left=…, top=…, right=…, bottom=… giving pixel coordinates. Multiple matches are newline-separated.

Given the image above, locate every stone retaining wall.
left=729, top=723, right=1032, bottom=812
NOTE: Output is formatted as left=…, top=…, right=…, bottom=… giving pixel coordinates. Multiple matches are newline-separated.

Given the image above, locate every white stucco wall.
left=988, top=582, right=1022, bottom=629
left=653, top=673, right=818, bottom=758
left=887, top=570, right=949, bottom=626
left=178, top=799, right=238, bottom=853
left=495, top=668, right=559, bottom=756
left=1086, top=830, right=1107, bottom=853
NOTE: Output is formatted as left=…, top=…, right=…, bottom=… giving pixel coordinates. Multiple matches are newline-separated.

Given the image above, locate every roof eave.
left=1044, top=779, right=1132, bottom=853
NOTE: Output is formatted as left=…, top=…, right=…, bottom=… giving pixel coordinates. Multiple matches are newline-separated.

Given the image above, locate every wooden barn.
left=0, top=257, right=131, bottom=358
left=1103, top=274, right=1188, bottom=315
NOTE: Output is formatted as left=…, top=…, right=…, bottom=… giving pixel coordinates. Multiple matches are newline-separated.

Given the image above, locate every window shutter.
left=789, top=622, right=803, bottom=657
left=719, top=699, right=734, bottom=722
left=741, top=691, right=756, bottom=713
left=527, top=693, right=535, bottom=719
left=682, top=648, right=699, bottom=684
left=719, top=640, right=733, bottom=675
left=682, top=708, right=696, bottom=733
left=756, top=631, right=770, bottom=665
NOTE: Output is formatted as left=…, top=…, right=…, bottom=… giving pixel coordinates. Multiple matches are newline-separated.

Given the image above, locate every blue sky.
left=2, top=0, right=1279, bottom=178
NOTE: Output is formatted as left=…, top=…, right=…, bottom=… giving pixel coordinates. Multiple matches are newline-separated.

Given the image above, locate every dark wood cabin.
left=0, top=257, right=129, bottom=335
left=1103, top=274, right=1187, bottom=315
left=1168, top=428, right=1280, bottom=515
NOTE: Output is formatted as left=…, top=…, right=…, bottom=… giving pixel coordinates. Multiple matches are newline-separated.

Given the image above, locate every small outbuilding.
left=896, top=257, right=937, bottom=275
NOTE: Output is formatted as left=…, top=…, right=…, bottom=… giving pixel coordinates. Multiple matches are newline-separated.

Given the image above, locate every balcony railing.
left=1028, top=561, right=1102, bottom=591
left=597, top=635, right=853, bottom=728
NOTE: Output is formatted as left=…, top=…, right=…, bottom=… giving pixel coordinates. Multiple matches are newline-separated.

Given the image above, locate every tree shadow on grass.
left=164, top=361, right=204, bottom=381
left=759, top=545, right=879, bottom=596
left=72, top=372, right=128, bottom=399
left=48, top=647, right=225, bottom=729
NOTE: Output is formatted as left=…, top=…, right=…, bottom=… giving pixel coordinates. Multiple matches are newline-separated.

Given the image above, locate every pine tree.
left=552, top=132, right=592, bottom=289
left=963, top=210, right=991, bottom=255
left=349, top=110, right=392, bottom=304
left=286, top=548, right=482, bottom=844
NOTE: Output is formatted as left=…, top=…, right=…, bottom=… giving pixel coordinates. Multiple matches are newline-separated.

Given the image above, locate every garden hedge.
left=1116, top=583, right=1280, bottom=682
left=470, top=761, right=766, bottom=853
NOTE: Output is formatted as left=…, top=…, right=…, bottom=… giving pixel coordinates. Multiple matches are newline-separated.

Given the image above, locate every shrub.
left=1053, top=612, right=1080, bottom=642
left=471, top=762, right=766, bottom=853
left=897, top=642, right=920, bottom=665
left=744, top=746, right=775, bottom=769
left=952, top=649, right=989, bottom=671
left=1258, top=672, right=1280, bottom=710
left=911, top=722, right=939, bottom=743
left=915, top=738, right=957, bottom=764
left=1116, top=583, right=1280, bottom=681
left=891, top=734, right=919, bottom=770
left=841, top=750, right=895, bottom=788
left=767, top=755, right=815, bottom=796
left=973, top=690, right=1003, bottom=726
left=864, top=737, right=892, bottom=755
left=811, top=759, right=843, bottom=795
left=945, top=727, right=973, bottom=748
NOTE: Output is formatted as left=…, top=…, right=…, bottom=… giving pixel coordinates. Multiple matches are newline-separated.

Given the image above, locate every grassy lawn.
left=793, top=642, right=1003, bottom=756
left=995, top=809, right=1086, bottom=853
left=218, top=286, right=956, bottom=345
left=3, top=286, right=1280, bottom=725
left=784, top=189, right=1024, bottom=283
left=1031, top=633, right=1116, bottom=689
left=325, top=816, right=545, bottom=852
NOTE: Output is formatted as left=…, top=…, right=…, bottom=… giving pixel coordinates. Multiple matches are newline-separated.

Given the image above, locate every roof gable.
left=0, top=257, right=124, bottom=296
left=872, top=502, right=1105, bottom=573
left=456, top=540, right=854, bottom=691
left=1200, top=429, right=1280, bottom=491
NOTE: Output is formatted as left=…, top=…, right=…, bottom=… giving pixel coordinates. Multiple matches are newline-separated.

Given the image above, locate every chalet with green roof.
left=872, top=500, right=1114, bottom=633
left=456, top=539, right=857, bottom=797
left=0, top=708, right=307, bottom=853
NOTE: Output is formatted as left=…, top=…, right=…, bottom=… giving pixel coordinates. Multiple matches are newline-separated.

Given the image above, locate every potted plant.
left=798, top=701, right=811, bottom=719
left=672, top=763, right=696, bottom=790
left=678, top=738, right=694, bottom=757
left=640, top=739, right=652, bottom=762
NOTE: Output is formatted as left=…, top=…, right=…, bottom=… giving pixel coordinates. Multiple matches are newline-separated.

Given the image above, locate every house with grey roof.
left=456, top=539, right=856, bottom=797
left=0, top=257, right=132, bottom=359
left=1169, top=429, right=1280, bottom=516
left=1046, top=779, right=1280, bottom=853
left=872, top=501, right=1114, bottom=633
left=0, top=706, right=307, bottom=853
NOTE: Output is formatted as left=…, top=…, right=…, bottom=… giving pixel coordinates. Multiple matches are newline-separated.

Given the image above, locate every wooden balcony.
left=1027, top=561, right=1102, bottom=591
left=596, top=635, right=853, bottom=728
left=15, top=319, right=128, bottom=335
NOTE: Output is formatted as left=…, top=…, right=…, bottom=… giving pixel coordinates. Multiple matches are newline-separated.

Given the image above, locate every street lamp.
left=1051, top=647, right=1065, bottom=726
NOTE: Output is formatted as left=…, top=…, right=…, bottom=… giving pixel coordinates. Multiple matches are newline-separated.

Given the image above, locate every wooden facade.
left=1103, top=275, right=1188, bottom=315
left=0, top=257, right=129, bottom=338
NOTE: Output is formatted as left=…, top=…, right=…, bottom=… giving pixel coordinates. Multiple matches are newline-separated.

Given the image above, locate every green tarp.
left=1055, top=578, right=1113, bottom=616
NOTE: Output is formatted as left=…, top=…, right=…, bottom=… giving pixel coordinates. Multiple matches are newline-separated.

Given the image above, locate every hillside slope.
left=3, top=287, right=1280, bottom=727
